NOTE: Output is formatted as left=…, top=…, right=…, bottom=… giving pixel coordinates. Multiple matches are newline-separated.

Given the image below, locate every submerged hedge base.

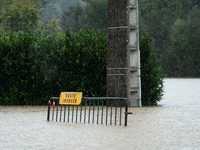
left=0, top=29, right=165, bottom=106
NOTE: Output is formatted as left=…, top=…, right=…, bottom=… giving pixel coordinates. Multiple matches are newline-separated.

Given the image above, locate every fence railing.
left=47, top=97, right=132, bottom=126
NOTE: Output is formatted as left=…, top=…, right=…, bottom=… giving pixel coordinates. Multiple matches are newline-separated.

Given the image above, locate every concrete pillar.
left=107, top=0, right=141, bottom=107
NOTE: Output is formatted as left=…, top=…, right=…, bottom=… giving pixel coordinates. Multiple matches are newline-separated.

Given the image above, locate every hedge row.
left=0, top=29, right=165, bottom=106
left=0, top=29, right=107, bottom=105
left=140, top=30, right=165, bottom=105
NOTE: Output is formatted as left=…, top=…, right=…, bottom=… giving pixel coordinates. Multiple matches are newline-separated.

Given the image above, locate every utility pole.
left=107, top=0, right=141, bottom=107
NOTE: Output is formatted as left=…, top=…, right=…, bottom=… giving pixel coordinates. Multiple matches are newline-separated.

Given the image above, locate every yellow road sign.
left=59, top=92, right=82, bottom=105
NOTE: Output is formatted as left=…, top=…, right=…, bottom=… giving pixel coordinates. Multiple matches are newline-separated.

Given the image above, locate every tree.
left=0, top=0, right=41, bottom=32
left=164, top=5, right=200, bottom=77
left=61, top=0, right=107, bottom=32
left=84, top=0, right=107, bottom=31
left=40, top=0, right=84, bottom=30
left=0, top=0, right=6, bottom=9
left=61, top=2, right=85, bottom=32
left=139, top=0, right=179, bottom=62
left=139, top=0, right=200, bottom=77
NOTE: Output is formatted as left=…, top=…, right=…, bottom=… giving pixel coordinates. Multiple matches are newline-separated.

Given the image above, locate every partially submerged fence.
left=47, top=97, right=132, bottom=126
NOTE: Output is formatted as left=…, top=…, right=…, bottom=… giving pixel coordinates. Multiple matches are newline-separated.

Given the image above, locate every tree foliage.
left=139, top=0, right=178, bottom=60
left=0, top=0, right=61, bottom=33
left=61, top=0, right=107, bottom=32
left=61, top=2, right=85, bottom=32
left=139, top=0, right=200, bottom=77
left=0, top=0, right=40, bottom=32
left=163, top=5, right=200, bottom=77
left=84, top=0, right=107, bottom=31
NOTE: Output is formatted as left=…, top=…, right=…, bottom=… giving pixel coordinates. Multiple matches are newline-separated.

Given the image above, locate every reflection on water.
left=0, top=79, right=200, bottom=149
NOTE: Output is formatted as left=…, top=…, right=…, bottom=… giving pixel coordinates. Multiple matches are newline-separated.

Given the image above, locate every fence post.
left=125, top=105, right=128, bottom=126
left=47, top=100, right=51, bottom=121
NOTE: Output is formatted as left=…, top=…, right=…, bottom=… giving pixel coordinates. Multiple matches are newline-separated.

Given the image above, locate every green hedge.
left=0, top=29, right=107, bottom=105
left=140, top=30, right=165, bottom=106
left=0, top=29, right=165, bottom=106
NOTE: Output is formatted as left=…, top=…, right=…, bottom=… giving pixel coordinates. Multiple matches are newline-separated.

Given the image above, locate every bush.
left=0, top=29, right=106, bottom=105
left=0, top=29, right=165, bottom=106
left=140, top=30, right=166, bottom=105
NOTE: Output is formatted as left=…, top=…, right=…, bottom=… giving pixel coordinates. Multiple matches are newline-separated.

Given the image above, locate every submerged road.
left=0, top=78, right=200, bottom=149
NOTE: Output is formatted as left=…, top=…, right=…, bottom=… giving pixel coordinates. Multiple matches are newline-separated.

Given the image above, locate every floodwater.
left=0, top=78, right=200, bottom=149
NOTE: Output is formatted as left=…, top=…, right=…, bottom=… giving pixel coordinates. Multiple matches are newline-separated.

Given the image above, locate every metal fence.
left=47, top=97, right=132, bottom=126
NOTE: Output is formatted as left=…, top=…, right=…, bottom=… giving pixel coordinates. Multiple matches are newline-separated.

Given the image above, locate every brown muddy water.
left=0, top=78, right=200, bottom=149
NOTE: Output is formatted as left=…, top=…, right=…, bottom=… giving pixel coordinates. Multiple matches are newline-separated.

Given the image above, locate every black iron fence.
left=47, top=97, right=132, bottom=126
